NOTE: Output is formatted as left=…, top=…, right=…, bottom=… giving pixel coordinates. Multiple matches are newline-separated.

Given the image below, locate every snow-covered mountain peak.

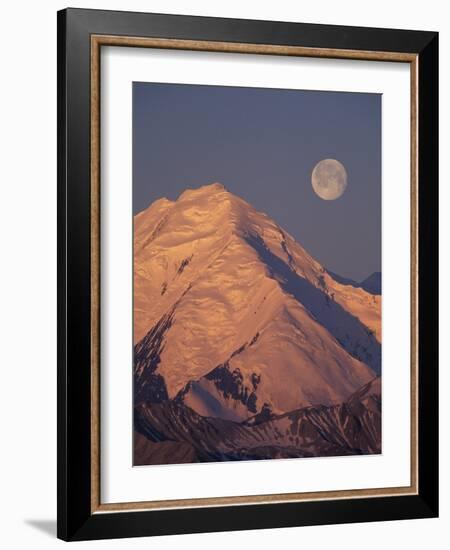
left=134, top=184, right=382, bottom=421
left=178, top=181, right=228, bottom=199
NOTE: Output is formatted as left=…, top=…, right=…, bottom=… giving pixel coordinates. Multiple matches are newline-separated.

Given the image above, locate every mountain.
left=133, top=182, right=381, bottom=462
left=328, top=270, right=381, bottom=295
left=360, top=272, right=382, bottom=295
left=134, top=376, right=381, bottom=464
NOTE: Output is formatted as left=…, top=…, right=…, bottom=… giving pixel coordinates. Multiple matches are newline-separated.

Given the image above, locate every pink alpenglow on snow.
left=133, top=183, right=382, bottom=465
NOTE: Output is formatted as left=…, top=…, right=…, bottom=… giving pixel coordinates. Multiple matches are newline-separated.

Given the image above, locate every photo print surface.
left=132, top=82, right=382, bottom=466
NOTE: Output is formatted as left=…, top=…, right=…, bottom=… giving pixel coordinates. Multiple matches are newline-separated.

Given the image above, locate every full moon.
left=311, top=159, right=348, bottom=200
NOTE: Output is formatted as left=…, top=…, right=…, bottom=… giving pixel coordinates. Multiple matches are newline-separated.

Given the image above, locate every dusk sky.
left=133, top=82, right=381, bottom=281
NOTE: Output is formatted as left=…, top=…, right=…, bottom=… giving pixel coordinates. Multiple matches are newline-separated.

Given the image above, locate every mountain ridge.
left=134, top=183, right=381, bottom=424
left=328, top=270, right=381, bottom=295
left=134, top=375, right=381, bottom=464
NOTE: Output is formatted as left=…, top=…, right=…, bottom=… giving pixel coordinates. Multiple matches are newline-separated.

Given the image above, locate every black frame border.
left=57, top=8, right=438, bottom=541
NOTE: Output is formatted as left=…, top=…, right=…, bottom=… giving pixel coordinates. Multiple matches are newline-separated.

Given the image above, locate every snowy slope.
left=134, top=183, right=381, bottom=421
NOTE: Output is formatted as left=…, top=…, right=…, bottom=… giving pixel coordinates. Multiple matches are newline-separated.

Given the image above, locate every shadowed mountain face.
left=134, top=377, right=381, bottom=464
left=133, top=183, right=382, bottom=464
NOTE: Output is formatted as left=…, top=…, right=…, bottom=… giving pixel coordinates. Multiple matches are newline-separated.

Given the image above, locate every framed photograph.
left=57, top=8, right=438, bottom=541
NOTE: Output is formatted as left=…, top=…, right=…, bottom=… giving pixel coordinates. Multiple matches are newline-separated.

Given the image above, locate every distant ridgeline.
left=327, top=270, right=381, bottom=296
